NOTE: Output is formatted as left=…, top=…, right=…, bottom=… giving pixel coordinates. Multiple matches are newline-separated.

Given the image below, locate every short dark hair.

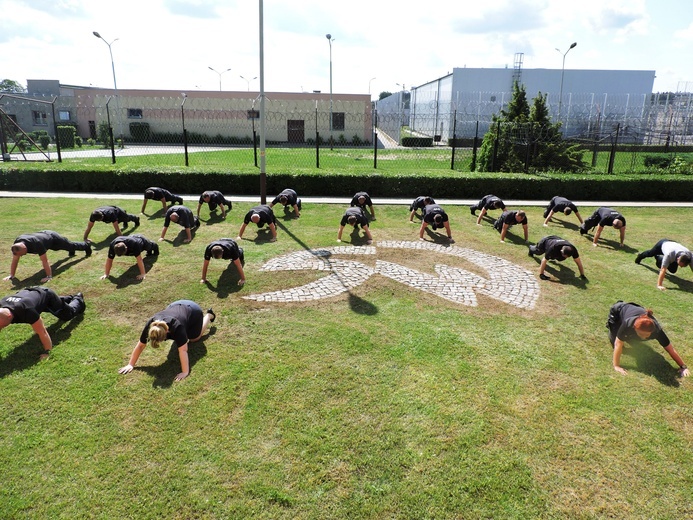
left=347, top=215, right=358, bottom=226
left=433, top=214, right=443, bottom=224
left=91, top=210, right=104, bottom=221
left=114, top=242, right=128, bottom=256
left=145, top=189, right=155, bottom=199
left=560, top=245, right=574, bottom=258
left=279, top=195, right=288, bottom=205
left=677, top=251, right=692, bottom=266
left=211, top=245, right=224, bottom=259
left=563, top=207, right=572, bottom=215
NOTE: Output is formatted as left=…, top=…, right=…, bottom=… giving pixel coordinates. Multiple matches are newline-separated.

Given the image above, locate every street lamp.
left=556, top=41, right=577, bottom=119
left=369, top=77, right=376, bottom=97
left=93, top=31, right=123, bottom=147
left=208, top=66, right=231, bottom=91
left=326, top=33, right=334, bottom=149
left=240, top=75, right=257, bottom=91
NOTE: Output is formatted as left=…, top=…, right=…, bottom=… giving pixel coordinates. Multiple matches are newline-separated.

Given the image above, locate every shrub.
left=97, top=122, right=112, bottom=148
left=57, top=126, right=76, bottom=148
left=402, top=136, right=434, bottom=147
left=129, top=122, right=151, bottom=142
left=39, top=135, right=51, bottom=150
left=75, top=136, right=83, bottom=148
left=87, top=138, right=96, bottom=147
left=643, top=155, right=672, bottom=168
left=352, top=134, right=362, bottom=146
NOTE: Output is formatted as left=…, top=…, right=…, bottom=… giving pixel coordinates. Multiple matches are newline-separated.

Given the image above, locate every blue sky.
left=1, top=0, right=691, bottom=97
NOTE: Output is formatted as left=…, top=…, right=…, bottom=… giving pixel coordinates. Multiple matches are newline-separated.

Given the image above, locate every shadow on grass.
left=534, top=260, right=589, bottom=289
left=623, top=342, right=682, bottom=387
left=423, top=228, right=454, bottom=245
left=239, top=227, right=276, bottom=244
left=499, top=231, right=527, bottom=246
left=636, top=264, right=693, bottom=292
left=9, top=255, right=86, bottom=286
left=277, top=206, right=299, bottom=221
left=205, top=264, right=244, bottom=299
left=202, top=211, right=226, bottom=225
left=136, top=335, right=212, bottom=388
left=112, top=256, right=159, bottom=289
left=0, top=314, right=85, bottom=378
left=547, top=219, right=581, bottom=232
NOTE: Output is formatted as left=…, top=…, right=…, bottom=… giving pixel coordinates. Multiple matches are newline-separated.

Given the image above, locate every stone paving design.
left=243, top=241, right=540, bottom=309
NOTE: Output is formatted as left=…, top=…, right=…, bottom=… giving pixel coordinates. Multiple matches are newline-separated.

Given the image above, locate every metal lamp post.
left=208, top=66, right=231, bottom=91
left=369, top=77, right=376, bottom=98
left=240, top=75, right=257, bottom=91
left=556, top=42, right=577, bottom=119
left=326, top=33, right=334, bottom=149
left=93, top=31, right=124, bottom=148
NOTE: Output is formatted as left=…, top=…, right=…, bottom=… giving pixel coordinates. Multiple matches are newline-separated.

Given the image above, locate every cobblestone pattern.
left=244, top=241, right=539, bottom=309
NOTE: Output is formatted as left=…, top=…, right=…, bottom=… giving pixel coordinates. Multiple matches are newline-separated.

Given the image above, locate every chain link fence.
left=2, top=92, right=692, bottom=174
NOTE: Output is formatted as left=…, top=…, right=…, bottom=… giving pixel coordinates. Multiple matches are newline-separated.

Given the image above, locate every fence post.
left=470, top=121, right=479, bottom=171
left=373, top=108, right=378, bottom=169
left=315, top=102, right=320, bottom=168
left=50, top=97, right=62, bottom=163
left=491, top=121, right=501, bottom=172
left=450, top=110, right=457, bottom=170
left=608, top=123, right=620, bottom=174
left=106, top=96, right=116, bottom=164
left=181, top=95, right=189, bottom=167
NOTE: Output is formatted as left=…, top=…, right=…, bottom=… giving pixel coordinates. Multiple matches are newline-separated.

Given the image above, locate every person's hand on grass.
left=174, top=371, right=189, bottom=382
left=614, top=366, right=628, bottom=375
left=118, top=364, right=134, bottom=375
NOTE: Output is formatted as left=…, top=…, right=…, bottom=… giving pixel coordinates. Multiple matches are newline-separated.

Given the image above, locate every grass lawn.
left=1, top=197, right=692, bottom=519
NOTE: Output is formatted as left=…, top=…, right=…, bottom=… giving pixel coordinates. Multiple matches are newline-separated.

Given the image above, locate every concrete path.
left=1, top=191, right=692, bottom=207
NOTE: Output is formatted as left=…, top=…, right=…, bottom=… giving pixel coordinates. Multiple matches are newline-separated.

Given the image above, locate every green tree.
left=0, top=79, right=26, bottom=93
left=378, top=91, right=393, bottom=100
left=476, top=83, right=586, bottom=173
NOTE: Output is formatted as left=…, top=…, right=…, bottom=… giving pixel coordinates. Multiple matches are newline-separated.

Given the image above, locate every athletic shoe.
left=528, top=247, right=534, bottom=257
left=297, top=198, right=302, bottom=211
left=122, top=221, right=129, bottom=229
left=133, top=216, right=141, bottom=227
left=207, top=308, right=216, bottom=322
left=238, top=247, right=245, bottom=267
left=539, top=273, right=550, bottom=280
left=470, top=207, right=476, bottom=216
left=579, top=227, right=587, bottom=235
left=634, top=253, right=643, bottom=264
left=85, top=243, right=92, bottom=257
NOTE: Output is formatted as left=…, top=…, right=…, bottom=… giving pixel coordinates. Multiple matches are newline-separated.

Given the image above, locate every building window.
left=127, top=108, right=143, bottom=119
left=32, top=111, right=48, bottom=125
left=247, top=109, right=259, bottom=120
left=59, top=110, right=71, bottom=121
left=331, top=112, right=345, bottom=131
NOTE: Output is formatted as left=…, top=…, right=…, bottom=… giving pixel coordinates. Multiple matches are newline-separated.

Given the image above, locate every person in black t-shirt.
left=118, top=300, right=215, bottom=382
left=200, top=238, right=246, bottom=285
left=196, top=190, right=232, bottom=219
left=0, top=287, right=85, bottom=358
left=270, top=188, right=301, bottom=218
left=494, top=210, right=528, bottom=243
left=606, top=301, right=690, bottom=377
left=542, top=196, right=583, bottom=227
left=338, top=207, right=373, bottom=244
left=101, top=235, right=159, bottom=281
left=159, top=206, right=200, bottom=243
left=419, top=204, right=454, bottom=243
left=141, top=187, right=184, bottom=214
left=5, top=231, right=92, bottom=283
left=579, top=207, right=627, bottom=247
left=470, top=194, right=506, bottom=225
left=528, top=235, right=585, bottom=280
left=350, top=191, right=375, bottom=220
left=409, top=196, right=435, bottom=222
left=237, top=205, right=278, bottom=242
left=84, top=205, right=140, bottom=243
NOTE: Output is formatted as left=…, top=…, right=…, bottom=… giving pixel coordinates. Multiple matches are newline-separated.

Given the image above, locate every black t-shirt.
left=140, top=306, right=195, bottom=346
left=0, top=288, right=53, bottom=324
left=550, top=197, right=578, bottom=213
left=145, top=187, right=176, bottom=201
left=13, top=231, right=58, bottom=255
left=107, top=235, right=149, bottom=259
left=350, top=192, right=372, bottom=207
left=272, top=189, right=298, bottom=206
left=164, top=206, right=195, bottom=228
left=410, top=196, right=435, bottom=211
left=90, top=206, right=126, bottom=223
left=340, top=207, right=369, bottom=227
left=198, top=191, right=227, bottom=205
left=481, top=195, right=505, bottom=210
left=204, top=239, right=241, bottom=261
left=422, top=204, right=449, bottom=224
left=243, top=205, right=276, bottom=225
left=616, top=304, right=670, bottom=347
left=499, top=210, right=527, bottom=227
left=596, top=207, right=626, bottom=227
left=543, top=237, right=579, bottom=261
